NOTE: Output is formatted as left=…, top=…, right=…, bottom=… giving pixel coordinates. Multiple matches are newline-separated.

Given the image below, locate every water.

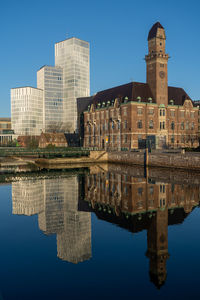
left=0, top=164, right=200, bottom=299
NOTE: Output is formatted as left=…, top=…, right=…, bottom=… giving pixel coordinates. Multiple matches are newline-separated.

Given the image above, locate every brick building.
left=84, top=166, right=200, bottom=287
left=38, top=132, right=68, bottom=148
left=83, top=22, right=199, bottom=150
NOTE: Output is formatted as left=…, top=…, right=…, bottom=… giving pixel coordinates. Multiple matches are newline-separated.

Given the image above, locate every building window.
left=123, top=107, right=127, bottom=116
left=190, top=112, right=194, bottom=118
left=186, top=122, right=189, bottom=130
left=149, top=186, right=154, bottom=195
left=160, top=109, right=165, bottom=116
left=181, top=122, right=184, bottom=130
left=124, top=120, right=127, bottom=129
left=160, top=185, right=165, bottom=193
left=181, top=135, right=185, bottom=143
left=117, top=120, right=120, bottom=129
left=137, top=120, right=142, bottom=129
left=124, top=134, right=127, bottom=143
left=171, top=122, right=175, bottom=130
left=148, top=109, right=154, bottom=115
left=171, top=135, right=175, bottom=143
left=138, top=187, right=143, bottom=196
left=170, top=110, right=175, bottom=117
left=137, top=108, right=143, bottom=115
left=160, top=199, right=166, bottom=207
left=112, top=121, right=115, bottom=129
left=180, top=111, right=185, bottom=118
left=160, top=122, right=165, bottom=130
left=105, top=121, right=107, bottom=131
left=191, top=122, right=194, bottom=130
left=113, top=135, right=115, bottom=143
left=149, top=120, right=154, bottom=129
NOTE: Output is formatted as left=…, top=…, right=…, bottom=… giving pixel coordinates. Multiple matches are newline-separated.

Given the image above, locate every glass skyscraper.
left=55, top=37, right=90, bottom=132
left=37, top=65, right=63, bottom=132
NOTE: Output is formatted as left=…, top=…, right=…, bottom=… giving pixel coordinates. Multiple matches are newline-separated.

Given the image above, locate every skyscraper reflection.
left=12, top=175, right=91, bottom=264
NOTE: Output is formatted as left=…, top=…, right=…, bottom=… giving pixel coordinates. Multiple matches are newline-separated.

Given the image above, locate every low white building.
left=11, top=87, right=43, bottom=136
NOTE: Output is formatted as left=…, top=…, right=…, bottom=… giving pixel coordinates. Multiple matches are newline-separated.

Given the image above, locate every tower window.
left=137, top=120, right=143, bottom=129
left=160, top=64, right=164, bottom=67
left=160, top=109, right=165, bottom=116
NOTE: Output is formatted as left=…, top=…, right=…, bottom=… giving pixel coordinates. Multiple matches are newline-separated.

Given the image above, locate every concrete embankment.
left=35, top=150, right=200, bottom=171
left=1, top=150, right=200, bottom=172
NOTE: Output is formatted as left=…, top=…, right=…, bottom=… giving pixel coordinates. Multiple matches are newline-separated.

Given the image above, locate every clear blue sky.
left=1, top=0, right=200, bottom=117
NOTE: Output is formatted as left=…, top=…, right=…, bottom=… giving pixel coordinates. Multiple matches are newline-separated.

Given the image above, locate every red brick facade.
left=39, top=132, right=68, bottom=148
left=83, top=22, right=199, bottom=150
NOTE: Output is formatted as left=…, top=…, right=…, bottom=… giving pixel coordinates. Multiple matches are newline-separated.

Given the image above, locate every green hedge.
left=0, top=147, right=90, bottom=158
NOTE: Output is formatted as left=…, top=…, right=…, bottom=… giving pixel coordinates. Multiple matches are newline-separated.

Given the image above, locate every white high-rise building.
left=11, top=87, right=43, bottom=135
left=37, top=65, right=63, bottom=132
left=11, top=36, right=90, bottom=135
left=55, top=37, right=90, bottom=132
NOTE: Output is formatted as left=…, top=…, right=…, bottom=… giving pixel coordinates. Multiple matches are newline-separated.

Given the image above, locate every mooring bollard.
left=145, top=148, right=149, bottom=166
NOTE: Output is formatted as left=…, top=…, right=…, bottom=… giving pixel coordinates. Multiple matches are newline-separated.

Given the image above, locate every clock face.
left=159, top=71, right=165, bottom=79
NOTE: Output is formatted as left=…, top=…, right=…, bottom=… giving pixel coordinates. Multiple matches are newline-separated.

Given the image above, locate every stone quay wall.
left=106, top=151, right=200, bottom=171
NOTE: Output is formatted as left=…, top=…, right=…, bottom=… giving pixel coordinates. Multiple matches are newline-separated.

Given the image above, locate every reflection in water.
left=11, top=165, right=200, bottom=288
left=12, top=176, right=91, bottom=264
left=84, top=165, right=200, bottom=288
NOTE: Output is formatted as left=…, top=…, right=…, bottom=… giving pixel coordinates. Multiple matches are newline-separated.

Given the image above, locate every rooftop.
left=148, top=22, right=164, bottom=41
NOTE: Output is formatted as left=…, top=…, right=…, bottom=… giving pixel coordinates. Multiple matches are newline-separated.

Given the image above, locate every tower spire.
left=145, top=22, right=169, bottom=107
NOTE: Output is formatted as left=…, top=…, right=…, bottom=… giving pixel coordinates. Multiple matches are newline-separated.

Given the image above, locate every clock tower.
left=145, top=22, right=169, bottom=106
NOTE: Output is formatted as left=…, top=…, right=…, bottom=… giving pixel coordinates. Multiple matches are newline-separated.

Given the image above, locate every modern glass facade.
left=11, top=87, right=43, bottom=135
left=55, top=38, right=90, bottom=132
left=11, top=37, right=90, bottom=136
left=37, top=66, right=63, bottom=132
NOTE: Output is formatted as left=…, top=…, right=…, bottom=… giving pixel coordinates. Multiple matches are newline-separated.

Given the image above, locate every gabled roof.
left=82, top=81, right=192, bottom=109
left=91, top=82, right=155, bottom=105
left=40, top=132, right=66, bottom=143
left=148, top=22, right=164, bottom=40
left=168, top=86, right=191, bottom=105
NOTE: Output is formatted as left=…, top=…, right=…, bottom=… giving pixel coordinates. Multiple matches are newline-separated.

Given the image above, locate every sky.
left=1, top=0, right=200, bottom=117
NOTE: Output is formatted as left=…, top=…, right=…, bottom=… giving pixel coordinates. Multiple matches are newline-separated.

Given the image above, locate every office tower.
left=38, top=178, right=65, bottom=234
left=12, top=180, right=44, bottom=216
left=57, top=176, right=91, bottom=263
left=11, top=87, right=43, bottom=135
left=55, top=37, right=90, bottom=132
left=37, top=66, right=63, bottom=132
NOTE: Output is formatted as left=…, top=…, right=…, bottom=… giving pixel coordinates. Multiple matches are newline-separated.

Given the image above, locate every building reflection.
left=12, top=176, right=91, bottom=264
left=84, top=165, right=200, bottom=288
left=11, top=166, right=200, bottom=288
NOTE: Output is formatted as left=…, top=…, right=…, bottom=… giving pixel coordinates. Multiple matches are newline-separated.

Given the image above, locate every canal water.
left=0, top=164, right=200, bottom=299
